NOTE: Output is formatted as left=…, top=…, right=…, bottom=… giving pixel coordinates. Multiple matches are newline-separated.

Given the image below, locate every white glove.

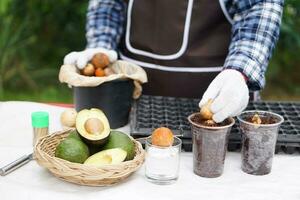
left=63, top=48, right=118, bottom=69
left=199, top=69, right=249, bottom=123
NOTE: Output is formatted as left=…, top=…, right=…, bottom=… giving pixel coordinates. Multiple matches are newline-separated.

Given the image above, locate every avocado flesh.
left=84, top=148, right=127, bottom=167
left=55, top=138, right=89, bottom=164
left=101, top=131, right=135, bottom=161
left=76, top=108, right=110, bottom=145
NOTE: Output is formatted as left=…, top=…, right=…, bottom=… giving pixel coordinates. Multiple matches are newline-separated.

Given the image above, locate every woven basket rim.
left=34, top=129, right=145, bottom=186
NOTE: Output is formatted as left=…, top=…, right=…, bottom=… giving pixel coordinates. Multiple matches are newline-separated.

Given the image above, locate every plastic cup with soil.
left=188, top=113, right=235, bottom=178
left=237, top=111, right=284, bottom=175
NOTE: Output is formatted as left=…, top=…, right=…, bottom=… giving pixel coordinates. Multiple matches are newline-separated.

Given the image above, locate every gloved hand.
left=199, top=69, right=249, bottom=123
left=63, top=48, right=118, bottom=69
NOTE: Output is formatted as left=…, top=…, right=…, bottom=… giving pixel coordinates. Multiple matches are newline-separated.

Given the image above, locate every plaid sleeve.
left=86, top=0, right=127, bottom=50
left=224, top=0, right=284, bottom=91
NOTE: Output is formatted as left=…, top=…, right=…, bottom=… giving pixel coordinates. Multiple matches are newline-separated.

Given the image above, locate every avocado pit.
left=84, top=118, right=104, bottom=135
left=200, top=99, right=213, bottom=120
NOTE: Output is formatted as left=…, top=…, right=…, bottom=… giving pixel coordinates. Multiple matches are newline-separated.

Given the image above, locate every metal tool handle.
left=0, top=154, right=33, bottom=176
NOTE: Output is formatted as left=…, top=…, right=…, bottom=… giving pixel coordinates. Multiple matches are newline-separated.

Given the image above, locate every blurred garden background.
left=0, top=0, right=299, bottom=103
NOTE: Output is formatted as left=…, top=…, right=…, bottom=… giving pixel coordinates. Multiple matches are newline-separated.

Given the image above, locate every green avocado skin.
left=101, top=131, right=135, bottom=161
left=67, top=130, right=81, bottom=140
left=67, top=130, right=106, bottom=155
left=80, top=135, right=108, bottom=146
left=55, top=138, right=89, bottom=164
left=88, top=144, right=102, bottom=155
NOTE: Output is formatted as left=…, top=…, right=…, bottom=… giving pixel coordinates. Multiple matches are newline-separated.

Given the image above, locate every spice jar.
left=31, top=111, right=49, bottom=146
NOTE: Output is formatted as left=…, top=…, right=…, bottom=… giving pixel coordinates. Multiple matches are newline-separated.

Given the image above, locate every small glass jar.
left=145, top=136, right=182, bottom=185
left=31, top=111, right=49, bottom=147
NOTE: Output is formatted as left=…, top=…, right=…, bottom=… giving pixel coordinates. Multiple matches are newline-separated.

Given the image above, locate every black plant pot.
left=74, top=79, right=134, bottom=129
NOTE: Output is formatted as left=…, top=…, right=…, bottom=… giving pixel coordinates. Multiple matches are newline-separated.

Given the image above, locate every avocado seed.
left=151, top=127, right=174, bottom=147
left=60, top=108, right=77, bottom=127
left=200, top=99, right=213, bottom=120
left=91, top=53, right=110, bottom=69
left=104, top=67, right=115, bottom=76
left=95, top=68, right=105, bottom=77
left=203, top=119, right=216, bottom=126
left=81, top=63, right=95, bottom=76
left=84, top=118, right=104, bottom=135
left=251, top=114, right=262, bottom=124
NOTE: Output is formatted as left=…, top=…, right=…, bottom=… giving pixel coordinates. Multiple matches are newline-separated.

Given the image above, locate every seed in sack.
left=95, top=68, right=105, bottom=77
left=81, top=63, right=95, bottom=76
left=91, top=53, right=110, bottom=69
left=104, top=67, right=115, bottom=76
left=151, top=127, right=174, bottom=147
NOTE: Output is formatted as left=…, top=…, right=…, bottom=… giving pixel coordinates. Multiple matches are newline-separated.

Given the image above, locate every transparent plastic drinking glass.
left=188, top=113, right=235, bottom=178
left=145, top=136, right=182, bottom=185
left=238, top=110, right=284, bottom=175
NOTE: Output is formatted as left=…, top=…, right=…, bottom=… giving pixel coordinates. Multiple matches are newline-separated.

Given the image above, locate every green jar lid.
left=31, top=111, right=49, bottom=128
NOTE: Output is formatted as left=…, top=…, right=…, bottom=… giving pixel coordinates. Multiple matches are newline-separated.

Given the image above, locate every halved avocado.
left=76, top=108, right=110, bottom=145
left=101, top=131, right=135, bottom=161
left=84, top=148, right=127, bottom=167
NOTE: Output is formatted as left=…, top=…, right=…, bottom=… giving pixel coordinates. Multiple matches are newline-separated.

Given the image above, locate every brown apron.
left=120, top=0, right=232, bottom=98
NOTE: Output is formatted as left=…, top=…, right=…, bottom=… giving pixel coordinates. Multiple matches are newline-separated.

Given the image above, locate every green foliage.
left=265, top=0, right=300, bottom=97
left=0, top=0, right=299, bottom=102
left=0, top=0, right=87, bottom=101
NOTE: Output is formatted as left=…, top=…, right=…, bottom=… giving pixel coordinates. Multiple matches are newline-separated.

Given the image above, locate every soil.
left=245, top=114, right=278, bottom=124
left=191, top=113, right=231, bottom=127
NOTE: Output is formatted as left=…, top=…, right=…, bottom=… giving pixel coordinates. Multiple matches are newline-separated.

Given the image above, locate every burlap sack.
left=59, top=60, right=148, bottom=99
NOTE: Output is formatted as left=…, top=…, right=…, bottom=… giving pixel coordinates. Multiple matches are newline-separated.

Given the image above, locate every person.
left=64, top=0, right=284, bottom=123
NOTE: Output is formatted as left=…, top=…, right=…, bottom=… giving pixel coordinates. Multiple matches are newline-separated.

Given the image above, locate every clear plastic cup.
left=238, top=111, right=284, bottom=175
left=145, top=136, right=182, bottom=185
left=188, top=113, right=235, bottom=178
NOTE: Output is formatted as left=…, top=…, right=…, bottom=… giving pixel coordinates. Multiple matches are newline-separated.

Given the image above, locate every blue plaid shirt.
left=86, top=0, right=284, bottom=91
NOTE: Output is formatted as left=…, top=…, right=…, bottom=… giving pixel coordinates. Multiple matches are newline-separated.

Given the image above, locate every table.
left=0, top=101, right=299, bottom=200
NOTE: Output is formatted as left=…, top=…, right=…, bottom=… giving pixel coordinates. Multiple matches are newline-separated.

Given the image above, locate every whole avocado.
left=67, top=130, right=81, bottom=140
left=101, top=131, right=135, bottom=160
left=67, top=130, right=101, bottom=155
left=55, top=137, right=89, bottom=163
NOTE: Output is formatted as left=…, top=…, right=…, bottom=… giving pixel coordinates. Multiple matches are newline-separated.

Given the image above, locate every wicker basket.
left=34, top=129, right=145, bottom=186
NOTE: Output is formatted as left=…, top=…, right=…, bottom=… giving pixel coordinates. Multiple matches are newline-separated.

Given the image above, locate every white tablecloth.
left=0, top=101, right=299, bottom=200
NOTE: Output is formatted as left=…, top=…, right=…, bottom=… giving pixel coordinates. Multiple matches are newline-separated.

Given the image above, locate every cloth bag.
left=59, top=60, right=148, bottom=99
